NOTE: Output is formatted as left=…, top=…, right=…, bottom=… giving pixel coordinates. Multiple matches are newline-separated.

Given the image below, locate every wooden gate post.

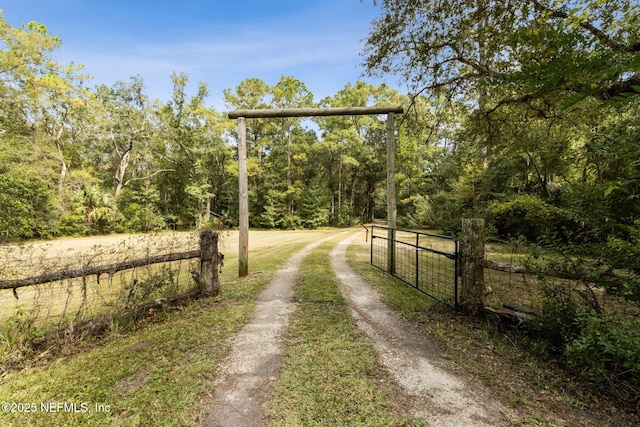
left=228, top=106, right=403, bottom=278
left=199, top=230, right=220, bottom=297
left=459, top=218, right=485, bottom=315
left=238, top=116, right=249, bottom=277
left=386, top=112, right=397, bottom=274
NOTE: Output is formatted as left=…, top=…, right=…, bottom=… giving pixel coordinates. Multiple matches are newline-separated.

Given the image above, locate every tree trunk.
left=114, top=148, right=131, bottom=203
left=204, top=197, right=211, bottom=225
left=349, top=166, right=358, bottom=224
left=287, top=126, right=293, bottom=215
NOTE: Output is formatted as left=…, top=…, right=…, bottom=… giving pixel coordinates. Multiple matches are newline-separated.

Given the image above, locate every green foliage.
left=364, top=1, right=640, bottom=104
left=536, top=284, right=584, bottom=351
left=57, top=211, right=89, bottom=236
left=118, top=187, right=166, bottom=232
left=430, top=191, right=465, bottom=234
left=487, top=194, right=573, bottom=241
left=277, top=214, right=302, bottom=230
left=0, top=172, right=56, bottom=241
left=565, top=314, right=640, bottom=391
left=535, top=283, right=640, bottom=401
left=300, top=179, right=331, bottom=229
left=0, top=308, right=43, bottom=362
left=402, top=194, right=435, bottom=229
left=120, top=266, right=180, bottom=308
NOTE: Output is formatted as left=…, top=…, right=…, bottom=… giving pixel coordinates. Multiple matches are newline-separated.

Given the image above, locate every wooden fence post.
left=459, top=218, right=485, bottom=315
left=386, top=112, right=397, bottom=274
left=238, top=116, right=249, bottom=277
left=199, top=230, right=220, bottom=297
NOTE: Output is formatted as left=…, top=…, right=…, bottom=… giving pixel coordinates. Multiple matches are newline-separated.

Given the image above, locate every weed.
left=0, top=308, right=43, bottom=363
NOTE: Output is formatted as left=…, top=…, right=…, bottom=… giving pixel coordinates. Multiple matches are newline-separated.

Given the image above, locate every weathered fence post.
left=199, top=230, right=220, bottom=297
left=459, top=218, right=485, bottom=315
left=386, top=112, right=397, bottom=274
left=238, top=116, right=249, bottom=277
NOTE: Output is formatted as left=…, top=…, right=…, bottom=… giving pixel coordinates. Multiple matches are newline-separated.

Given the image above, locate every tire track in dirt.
left=330, top=232, right=514, bottom=427
left=197, top=232, right=346, bottom=427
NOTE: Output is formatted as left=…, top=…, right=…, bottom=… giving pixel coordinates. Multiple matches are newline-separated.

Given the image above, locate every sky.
left=1, top=0, right=402, bottom=111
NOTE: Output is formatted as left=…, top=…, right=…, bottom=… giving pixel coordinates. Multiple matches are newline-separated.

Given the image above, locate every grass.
left=264, top=238, right=424, bottom=426
left=0, top=230, right=335, bottom=427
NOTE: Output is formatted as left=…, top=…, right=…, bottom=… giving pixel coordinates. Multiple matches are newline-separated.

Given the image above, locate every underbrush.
left=534, top=284, right=640, bottom=407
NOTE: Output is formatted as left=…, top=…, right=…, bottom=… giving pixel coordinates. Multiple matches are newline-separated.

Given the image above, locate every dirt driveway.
left=198, top=231, right=515, bottom=426
left=331, top=232, right=514, bottom=426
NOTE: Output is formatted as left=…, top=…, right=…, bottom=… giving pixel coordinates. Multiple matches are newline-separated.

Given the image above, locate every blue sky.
left=1, top=0, right=401, bottom=110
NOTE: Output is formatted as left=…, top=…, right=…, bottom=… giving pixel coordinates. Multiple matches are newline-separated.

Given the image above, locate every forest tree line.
left=2, top=0, right=640, bottom=289
left=0, top=12, right=427, bottom=239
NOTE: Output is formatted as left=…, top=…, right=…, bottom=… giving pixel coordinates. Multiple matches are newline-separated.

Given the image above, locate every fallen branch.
left=482, top=259, right=620, bottom=284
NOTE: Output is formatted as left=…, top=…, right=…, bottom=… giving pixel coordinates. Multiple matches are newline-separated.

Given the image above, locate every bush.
left=0, top=172, right=57, bottom=241
left=566, top=314, right=640, bottom=390
left=120, top=266, right=180, bottom=307
left=536, top=283, right=640, bottom=400
left=57, top=210, right=89, bottom=236
left=430, top=191, right=464, bottom=234
left=277, top=214, right=302, bottom=230
left=536, top=283, right=584, bottom=351
left=487, top=194, right=574, bottom=241
left=402, top=194, right=435, bottom=229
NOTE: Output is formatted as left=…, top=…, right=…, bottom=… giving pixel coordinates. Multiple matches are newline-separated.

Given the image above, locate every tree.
left=270, top=76, right=315, bottom=217
left=316, top=81, right=402, bottom=225
left=157, top=72, right=229, bottom=228
left=93, top=77, right=155, bottom=204
left=363, top=0, right=640, bottom=106
left=1, top=13, right=91, bottom=238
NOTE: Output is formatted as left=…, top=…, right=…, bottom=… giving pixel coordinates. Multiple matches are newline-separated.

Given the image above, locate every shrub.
left=487, top=194, right=573, bottom=241
left=430, top=191, right=464, bottom=234
left=0, top=309, right=43, bottom=363
left=0, top=172, right=57, bottom=241
left=57, top=209, right=89, bottom=236
left=120, top=266, right=180, bottom=307
left=565, top=314, right=640, bottom=390
left=536, top=283, right=584, bottom=351
left=277, top=214, right=302, bottom=230
left=402, top=194, right=435, bottom=229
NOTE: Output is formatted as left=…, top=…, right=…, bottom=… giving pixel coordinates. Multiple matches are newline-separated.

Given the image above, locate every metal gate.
left=370, top=226, right=459, bottom=308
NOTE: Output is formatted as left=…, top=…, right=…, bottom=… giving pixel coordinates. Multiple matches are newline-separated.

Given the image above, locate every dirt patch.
left=331, top=232, right=517, bottom=426
left=115, top=372, right=149, bottom=394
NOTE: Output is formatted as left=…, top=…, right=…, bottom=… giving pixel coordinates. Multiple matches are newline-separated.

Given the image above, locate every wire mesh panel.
left=371, top=226, right=458, bottom=307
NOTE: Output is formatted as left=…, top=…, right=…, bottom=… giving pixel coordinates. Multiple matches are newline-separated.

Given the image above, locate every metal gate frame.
left=370, top=225, right=459, bottom=308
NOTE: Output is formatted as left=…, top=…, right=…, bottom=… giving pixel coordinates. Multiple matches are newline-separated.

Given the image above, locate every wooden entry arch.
left=228, top=105, right=404, bottom=277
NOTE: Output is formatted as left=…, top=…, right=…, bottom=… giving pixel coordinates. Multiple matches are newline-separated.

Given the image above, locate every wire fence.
left=0, top=232, right=205, bottom=363
left=370, top=226, right=639, bottom=319
left=482, top=239, right=640, bottom=318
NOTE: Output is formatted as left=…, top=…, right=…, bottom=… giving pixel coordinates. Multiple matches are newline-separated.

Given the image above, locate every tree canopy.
left=364, top=0, right=640, bottom=104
